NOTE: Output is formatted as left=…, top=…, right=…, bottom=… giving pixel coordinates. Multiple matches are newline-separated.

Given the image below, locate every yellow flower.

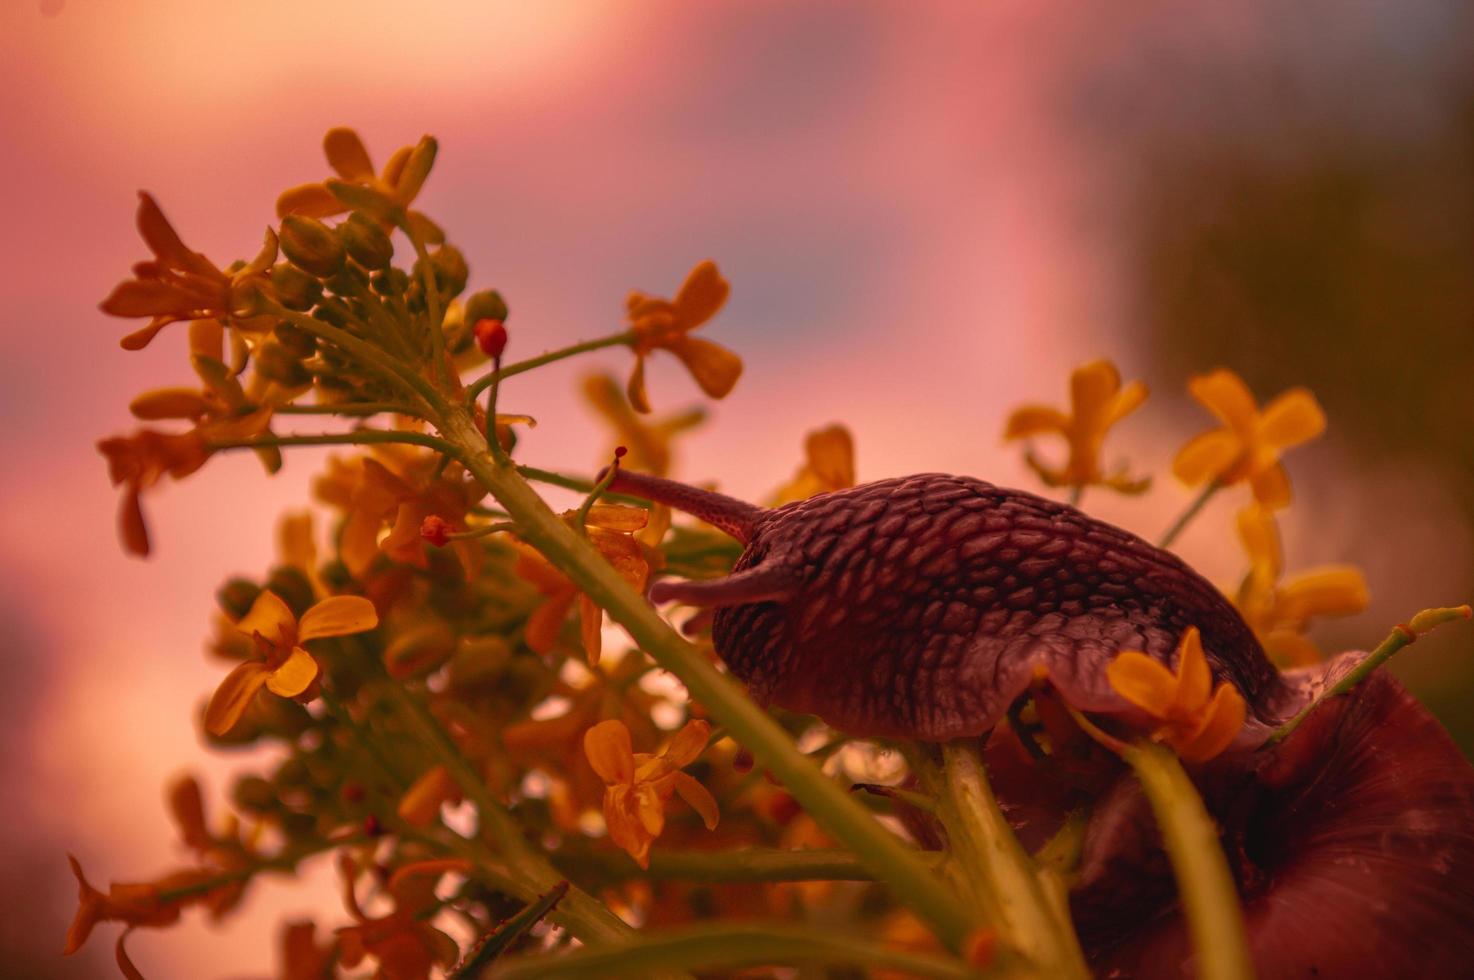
left=583, top=718, right=720, bottom=868
left=516, top=504, right=650, bottom=665
left=339, top=455, right=487, bottom=582
left=625, top=261, right=742, bottom=413
left=582, top=372, right=705, bottom=477
left=100, top=193, right=277, bottom=350
left=771, top=424, right=856, bottom=505
left=336, top=855, right=469, bottom=979
left=1003, top=359, right=1149, bottom=494
left=204, top=590, right=377, bottom=735
left=1105, top=626, right=1246, bottom=762
left=1234, top=504, right=1370, bottom=666
left=97, top=428, right=212, bottom=557
left=1172, top=368, right=1326, bottom=509
left=276, top=127, right=444, bottom=244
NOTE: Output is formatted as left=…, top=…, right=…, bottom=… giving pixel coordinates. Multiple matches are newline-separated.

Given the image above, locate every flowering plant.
left=72, top=127, right=1474, bottom=979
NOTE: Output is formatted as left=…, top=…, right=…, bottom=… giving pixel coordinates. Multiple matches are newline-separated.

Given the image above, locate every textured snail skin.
left=618, top=470, right=1298, bottom=740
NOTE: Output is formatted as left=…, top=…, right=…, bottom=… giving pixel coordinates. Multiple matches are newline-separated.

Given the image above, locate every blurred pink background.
left=4, top=1, right=1471, bottom=976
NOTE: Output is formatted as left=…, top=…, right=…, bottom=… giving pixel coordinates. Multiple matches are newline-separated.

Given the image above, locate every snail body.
left=620, top=470, right=1291, bottom=741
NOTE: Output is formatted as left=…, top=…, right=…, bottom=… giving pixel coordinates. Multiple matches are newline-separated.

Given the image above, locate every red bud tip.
left=363, top=815, right=383, bottom=837
left=733, top=747, right=754, bottom=773
left=614, top=446, right=627, bottom=460
left=420, top=515, right=452, bottom=547
left=473, top=318, right=508, bottom=359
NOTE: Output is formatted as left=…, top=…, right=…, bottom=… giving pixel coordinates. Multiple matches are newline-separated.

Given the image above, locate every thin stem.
left=372, top=679, right=633, bottom=945
left=926, top=743, right=1089, bottom=978
left=1268, top=604, right=1472, bottom=744
left=275, top=402, right=425, bottom=418
left=515, top=465, right=650, bottom=507
left=1158, top=480, right=1221, bottom=549
left=1067, top=484, right=1083, bottom=508
left=438, top=404, right=980, bottom=952
left=559, top=847, right=943, bottom=884
left=573, top=457, right=621, bottom=532
left=402, top=218, right=447, bottom=386
left=464, top=332, right=636, bottom=400
left=156, top=834, right=369, bottom=904
left=1120, top=741, right=1253, bottom=980
left=266, top=300, right=445, bottom=413
left=205, top=429, right=460, bottom=456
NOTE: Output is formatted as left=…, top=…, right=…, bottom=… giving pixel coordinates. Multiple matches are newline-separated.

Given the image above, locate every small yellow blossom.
left=1172, top=368, right=1326, bottom=509
left=1105, top=626, right=1246, bottom=762
left=771, top=424, right=856, bottom=504
left=1003, top=359, right=1149, bottom=494
left=276, top=127, right=444, bottom=244
left=100, top=193, right=277, bottom=350
left=396, top=765, right=463, bottom=827
left=625, top=261, right=742, bottom=413
left=339, top=456, right=487, bottom=582
left=1234, top=504, right=1370, bottom=666
left=336, top=855, right=468, bottom=979
left=583, top=718, right=719, bottom=868
left=516, top=504, right=650, bottom=665
left=204, top=590, right=378, bottom=735
left=583, top=372, right=705, bottom=477
left=97, top=428, right=212, bottom=557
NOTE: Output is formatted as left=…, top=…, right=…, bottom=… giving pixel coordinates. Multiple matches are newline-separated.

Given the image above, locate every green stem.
left=156, top=834, right=369, bottom=904
left=464, top=332, right=636, bottom=400
left=402, top=219, right=448, bottom=386
left=205, top=429, right=459, bottom=455
left=558, top=847, right=943, bottom=884
left=438, top=405, right=978, bottom=952
left=1120, top=741, right=1253, bottom=980
left=275, top=402, right=424, bottom=418
left=927, top=743, right=1089, bottom=978
left=486, top=923, right=989, bottom=980
left=1268, top=604, right=1472, bottom=744
left=515, top=465, right=650, bottom=507
left=1158, top=481, right=1220, bottom=549
left=373, top=679, right=633, bottom=944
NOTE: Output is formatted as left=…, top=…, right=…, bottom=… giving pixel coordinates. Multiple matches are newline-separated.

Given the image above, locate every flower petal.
left=136, top=193, right=218, bottom=277
left=1276, top=566, right=1370, bottom=621
left=1003, top=405, right=1069, bottom=440
left=671, top=771, right=720, bottom=830
left=1258, top=387, right=1326, bottom=450
left=1249, top=461, right=1293, bottom=509
left=236, top=590, right=297, bottom=645
left=1106, top=652, right=1179, bottom=718
left=672, top=260, right=730, bottom=328
left=275, top=183, right=345, bottom=220
left=668, top=337, right=743, bottom=400
left=805, top=425, right=855, bottom=489
left=1104, top=379, right=1150, bottom=426
left=265, top=646, right=320, bottom=698
left=662, top=719, right=712, bottom=768
left=204, top=661, right=274, bottom=735
left=1187, top=369, right=1258, bottom=433
left=579, top=595, right=604, bottom=666
left=1174, top=683, right=1246, bottom=762
left=298, top=595, right=378, bottom=641
left=1235, top=505, right=1282, bottom=582
left=584, top=719, right=635, bottom=785
left=586, top=504, right=650, bottom=533
left=1171, top=429, right=1242, bottom=487
left=129, top=388, right=212, bottom=421
left=1169, top=627, right=1211, bottom=715
left=1070, top=359, right=1122, bottom=417
left=627, top=354, right=651, bottom=414
left=323, top=127, right=375, bottom=181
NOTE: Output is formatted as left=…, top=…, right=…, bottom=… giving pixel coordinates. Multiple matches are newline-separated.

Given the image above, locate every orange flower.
left=516, top=504, right=650, bottom=665
left=584, top=718, right=719, bottom=868
left=100, top=192, right=277, bottom=350
left=1234, top=504, right=1370, bottom=666
left=204, top=590, right=378, bottom=735
left=1172, top=368, right=1326, bottom=509
left=1004, top=359, right=1149, bottom=494
left=339, top=456, right=487, bottom=582
left=771, top=424, right=856, bottom=504
left=97, top=428, right=212, bottom=556
left=165, top=776, right=259, bottom=918
left=625, top=261, right=742, bottom=413
left=582, top=372, right=705, bottom=477
left=277, top=921, right=340, bottom=980
left=64, top=855, right=211, bottom=956
left=336, top=856, right=468, bottom=980
left=396, top=765, right=463, bottom=827
left=276, top=127, right=444, bottom=245
left=1105, top=626, right=1246, bottom=763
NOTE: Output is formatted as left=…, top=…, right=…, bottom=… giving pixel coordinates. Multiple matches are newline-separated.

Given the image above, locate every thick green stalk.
left=438, top=405, right=978, bottom=951
left=486, top=923, right=989, bottom=980
left=929, top=744, right=1089, bottom=978
left=206, top=429, right=458, bottom=455
left=559, top=846, right=944, bottom=884
left=1122, top=741, right=1253, bottom=980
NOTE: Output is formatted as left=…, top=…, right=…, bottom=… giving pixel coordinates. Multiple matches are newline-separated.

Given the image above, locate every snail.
left=611, top=468, right=1474, bottom=977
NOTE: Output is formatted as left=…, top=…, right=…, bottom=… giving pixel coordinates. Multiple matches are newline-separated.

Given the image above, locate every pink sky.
left=4, top=2, right=1467, bottom=976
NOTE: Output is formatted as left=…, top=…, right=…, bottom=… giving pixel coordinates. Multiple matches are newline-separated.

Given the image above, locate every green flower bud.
left=254, top=341, right=312, bottom=387
left=232, top=776, right=280, bottom=814
left=273, top=320, right=317, bottom=359
left=415, top=245, right=468, bottom=299
left=280, top=215, right=345, bottom=278
left=343, top=212, right=393, bottom=269
left=265, top=565, right=316, bottom=616
left=312, top=298, right=350, bottom=327
left=270, top=262, right=322, bottom=311
left=465, top=289, right=509, bottom=324
left=371, top=267, right=410, bottom=297
left=217, top=577, right=261, bottom=619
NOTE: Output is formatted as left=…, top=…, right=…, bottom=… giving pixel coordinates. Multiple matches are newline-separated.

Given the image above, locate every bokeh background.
left=4, top=1, right=1472, bottom=976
